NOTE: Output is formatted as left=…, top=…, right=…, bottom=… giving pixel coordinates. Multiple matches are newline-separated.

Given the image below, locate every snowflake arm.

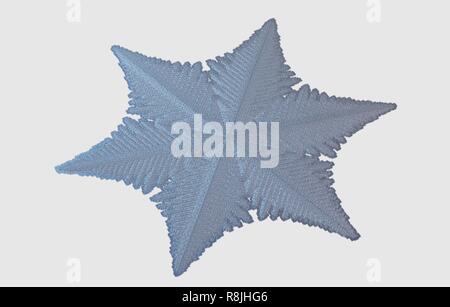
left=151, top=158, right=252, bottom=276
left=112, top=45, right=221, bottom=127
left=241, top=153, right=359, bottom=240
left=207, top=18, right=300, bottom=122
left=55, top=118, right=184, bottom=194
left=258, top=84, right=397, bottom=158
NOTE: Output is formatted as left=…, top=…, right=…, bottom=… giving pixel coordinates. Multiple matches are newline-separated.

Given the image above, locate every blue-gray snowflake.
left=56, top=19, right=396, bottom=276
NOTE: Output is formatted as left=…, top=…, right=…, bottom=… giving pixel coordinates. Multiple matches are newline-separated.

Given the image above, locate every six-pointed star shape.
left=56, top=19, right=396, bottom=276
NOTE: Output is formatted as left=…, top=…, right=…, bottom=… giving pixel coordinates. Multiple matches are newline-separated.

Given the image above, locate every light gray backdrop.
left=0, top=0, right=449, bottom=286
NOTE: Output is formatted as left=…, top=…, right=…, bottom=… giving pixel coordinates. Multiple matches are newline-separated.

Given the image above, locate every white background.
left=0, top=0, right=449, bottom=286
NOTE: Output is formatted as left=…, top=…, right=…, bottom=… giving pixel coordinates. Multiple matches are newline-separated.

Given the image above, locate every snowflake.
left=56, top=19, right=396, bottom=276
